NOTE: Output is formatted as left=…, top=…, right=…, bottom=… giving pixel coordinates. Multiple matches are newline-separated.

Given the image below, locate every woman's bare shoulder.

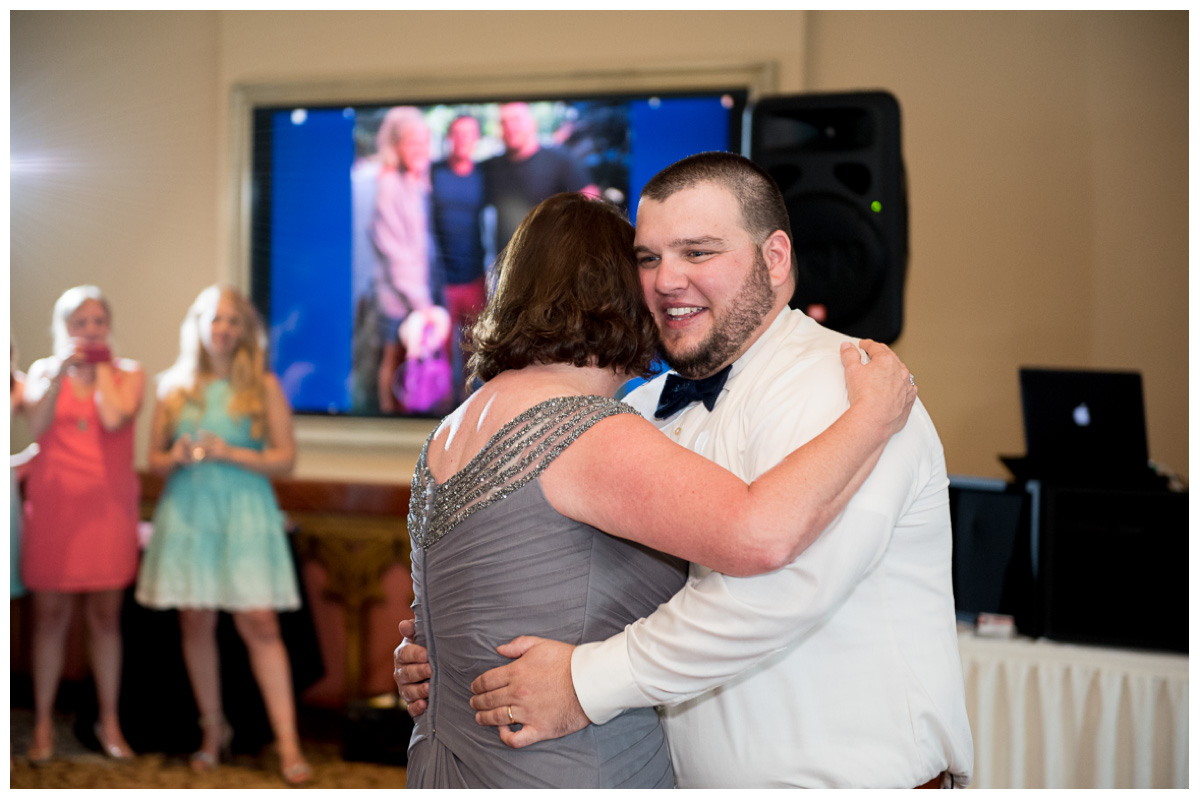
left=113, top=357, right=143, bottom=375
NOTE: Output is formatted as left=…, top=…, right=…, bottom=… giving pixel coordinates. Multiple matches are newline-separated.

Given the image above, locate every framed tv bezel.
left=228, top=61, right=777, bottom=454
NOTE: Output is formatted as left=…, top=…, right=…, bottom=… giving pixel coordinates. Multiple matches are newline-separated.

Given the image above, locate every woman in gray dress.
left=404, top=193, right=916, bottom=788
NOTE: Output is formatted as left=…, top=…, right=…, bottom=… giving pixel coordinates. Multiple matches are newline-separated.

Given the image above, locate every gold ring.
left=507, top=705, right=514, bottom=725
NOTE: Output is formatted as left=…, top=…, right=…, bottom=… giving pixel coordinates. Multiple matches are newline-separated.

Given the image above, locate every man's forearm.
left=571, top=503, right=896, bottom=722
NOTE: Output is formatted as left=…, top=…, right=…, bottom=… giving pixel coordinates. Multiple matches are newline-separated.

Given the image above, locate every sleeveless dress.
left=21, top=373, right=139, bottom=592
left=135, top=380, right=299, bottom=611
left=405, top=395, right=687, bottom=789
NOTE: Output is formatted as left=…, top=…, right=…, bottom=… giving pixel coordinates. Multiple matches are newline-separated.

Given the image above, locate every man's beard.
left=659, top=250, right=775, bottom=379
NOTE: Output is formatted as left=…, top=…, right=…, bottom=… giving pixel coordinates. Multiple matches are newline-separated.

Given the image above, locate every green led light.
left=870, top=201, right=882, bottom=213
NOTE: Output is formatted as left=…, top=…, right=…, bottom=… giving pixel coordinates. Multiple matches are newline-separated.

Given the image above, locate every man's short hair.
left=465, top=193, right=659, bottom=384
left=640, top=151, right=796, bottom=273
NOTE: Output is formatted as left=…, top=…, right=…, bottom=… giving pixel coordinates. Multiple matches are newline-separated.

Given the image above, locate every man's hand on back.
left=469, top=636, right=589, bottom=749
left=393, top=618, right=431, bottom=716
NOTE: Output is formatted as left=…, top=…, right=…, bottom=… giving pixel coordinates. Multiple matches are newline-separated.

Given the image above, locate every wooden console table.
left=139, top=473, right=412, bottom=702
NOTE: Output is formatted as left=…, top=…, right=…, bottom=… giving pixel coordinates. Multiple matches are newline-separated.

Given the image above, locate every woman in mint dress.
left=135, top=286, right=311, bottom=784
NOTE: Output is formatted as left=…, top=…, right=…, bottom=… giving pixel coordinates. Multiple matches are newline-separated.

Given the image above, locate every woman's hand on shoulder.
left=840, top=339, right=917, bottom=438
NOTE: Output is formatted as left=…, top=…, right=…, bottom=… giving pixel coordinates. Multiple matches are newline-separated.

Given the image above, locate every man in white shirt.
left=397, top=152, right=973, bottom=788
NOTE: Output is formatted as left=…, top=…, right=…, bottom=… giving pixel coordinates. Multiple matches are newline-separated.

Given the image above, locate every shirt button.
left=674, top=426, right=682, bottom=436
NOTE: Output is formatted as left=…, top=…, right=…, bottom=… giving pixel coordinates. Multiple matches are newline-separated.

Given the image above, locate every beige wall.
left=10, top=10, right=1187, bottom=484
left=11, top=11, right=221, bottom=469
left=805, top=10, right=1188, bottom=480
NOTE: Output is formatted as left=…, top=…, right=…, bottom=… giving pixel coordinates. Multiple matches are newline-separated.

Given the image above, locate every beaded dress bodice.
left=409, top=395, right=641, bottom=550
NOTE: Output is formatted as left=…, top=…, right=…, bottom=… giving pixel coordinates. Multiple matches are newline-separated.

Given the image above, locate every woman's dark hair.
left=465, top=192, right=659, bottom=385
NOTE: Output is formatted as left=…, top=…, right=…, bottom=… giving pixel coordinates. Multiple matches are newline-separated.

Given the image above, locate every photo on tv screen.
left=249, top=90, right=747, bottom=418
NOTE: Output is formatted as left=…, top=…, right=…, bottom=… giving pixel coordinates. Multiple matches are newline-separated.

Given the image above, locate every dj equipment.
left=750, top=91, right=907, bottom=342
left=950, top=476, right=1187, bottom=653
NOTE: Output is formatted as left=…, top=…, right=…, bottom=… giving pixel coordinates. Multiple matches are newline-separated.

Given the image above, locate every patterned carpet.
left=9, top=708, right=409, bottom=789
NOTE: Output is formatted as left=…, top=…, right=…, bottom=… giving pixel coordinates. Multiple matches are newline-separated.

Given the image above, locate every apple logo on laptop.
left=1073, top=402, right=1091, bottom=427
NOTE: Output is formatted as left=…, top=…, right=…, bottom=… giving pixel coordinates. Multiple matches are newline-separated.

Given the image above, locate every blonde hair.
left=51, top=285, right=111, bottom=354
left=157, top=285, right=269, bottom=440
left=375, top=106, right=428, bottom=171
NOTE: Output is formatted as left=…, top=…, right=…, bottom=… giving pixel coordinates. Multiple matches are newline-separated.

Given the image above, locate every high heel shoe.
left=93, top=722, right=135, bottom=761
left=281, top=756, right=313, bottom=786
left=190, top=717, right=233, bottom=774
left=27, top=720, right=54, bottom=765
left=26, top=742, right=53, bottom=766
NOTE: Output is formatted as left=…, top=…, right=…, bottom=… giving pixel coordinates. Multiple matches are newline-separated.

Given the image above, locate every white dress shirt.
left=572, top=309, right=974, bottom=788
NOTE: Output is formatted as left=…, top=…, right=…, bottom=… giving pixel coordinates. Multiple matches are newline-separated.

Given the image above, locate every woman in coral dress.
left=21, top=285, right=144, bottom=763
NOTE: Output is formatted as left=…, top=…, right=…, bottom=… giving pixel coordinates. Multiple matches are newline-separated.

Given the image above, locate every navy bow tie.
left=654, top=365, right=732, bottom=419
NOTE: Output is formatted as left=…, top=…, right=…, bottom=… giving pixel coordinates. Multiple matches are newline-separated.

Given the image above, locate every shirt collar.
left=725, top=308, right=792, bottom=385
left=653, top=308, right=794, bottom=411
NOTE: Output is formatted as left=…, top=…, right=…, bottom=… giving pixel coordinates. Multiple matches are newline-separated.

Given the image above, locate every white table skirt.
left=958, top=629, right=1188, bottom=788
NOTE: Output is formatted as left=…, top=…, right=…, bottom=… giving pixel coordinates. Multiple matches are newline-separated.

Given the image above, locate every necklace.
left=63, top=371, right=92, bottom=432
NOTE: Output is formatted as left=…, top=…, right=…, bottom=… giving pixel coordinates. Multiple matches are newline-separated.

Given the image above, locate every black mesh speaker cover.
left=751, top=91, right=907, bottom=342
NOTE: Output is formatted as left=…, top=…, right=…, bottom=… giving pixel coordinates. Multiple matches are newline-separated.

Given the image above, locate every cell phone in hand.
left=83, top=344, right=112, bottom=363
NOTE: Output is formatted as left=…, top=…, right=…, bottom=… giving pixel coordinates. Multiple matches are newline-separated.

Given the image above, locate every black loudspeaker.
left=1035, top=482, right=1188, bottom=653
left=750, top=91, right=907, bottom=342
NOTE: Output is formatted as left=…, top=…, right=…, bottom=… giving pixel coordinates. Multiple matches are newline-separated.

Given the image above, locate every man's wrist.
left=570, top=632, right=647, bottom=725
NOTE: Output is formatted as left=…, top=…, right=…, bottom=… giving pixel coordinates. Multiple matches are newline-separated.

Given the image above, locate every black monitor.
left=248, top=89, right=747, bottom=419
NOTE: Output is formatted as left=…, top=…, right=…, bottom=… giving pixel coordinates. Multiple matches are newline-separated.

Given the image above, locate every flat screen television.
left=247, top=88, right=748, bottom=419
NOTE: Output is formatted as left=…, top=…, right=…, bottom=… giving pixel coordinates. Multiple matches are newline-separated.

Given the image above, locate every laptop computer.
left=1001, top=367, right=1157, bottom=487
